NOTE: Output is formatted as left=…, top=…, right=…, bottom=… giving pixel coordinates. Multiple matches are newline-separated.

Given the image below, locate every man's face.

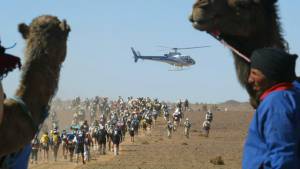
left=248, top=68, right=272, bottom=94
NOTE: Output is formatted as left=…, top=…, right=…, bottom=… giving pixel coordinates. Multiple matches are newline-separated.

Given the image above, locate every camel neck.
left=16, top=60, right=61, bottom=126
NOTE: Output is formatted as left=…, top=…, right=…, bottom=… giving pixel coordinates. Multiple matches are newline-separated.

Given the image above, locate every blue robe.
left=1, top=144, right=32, bottom=169
left=243, top=88, right=300, bottom=169
left=293, top=80, right=300, bottom=90
left=11, top=145, right=31, bottom=169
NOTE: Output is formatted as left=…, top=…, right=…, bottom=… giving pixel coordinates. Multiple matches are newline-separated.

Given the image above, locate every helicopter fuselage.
left=131, top=47, right=196, bottom=67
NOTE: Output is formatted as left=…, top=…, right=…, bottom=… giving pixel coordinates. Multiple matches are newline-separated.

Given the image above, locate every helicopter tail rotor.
left=131, top=47, right=139, bottom=63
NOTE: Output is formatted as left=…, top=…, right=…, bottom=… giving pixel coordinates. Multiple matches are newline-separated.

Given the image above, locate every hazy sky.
left=1, top=1, right=299, bottom=103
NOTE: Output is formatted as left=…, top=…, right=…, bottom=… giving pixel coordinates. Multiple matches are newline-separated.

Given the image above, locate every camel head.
left=189, top=0, right=278, bottom=37
left=14, top=15, right=71, bottom=105
left=18, top=15, right=71, bottom=66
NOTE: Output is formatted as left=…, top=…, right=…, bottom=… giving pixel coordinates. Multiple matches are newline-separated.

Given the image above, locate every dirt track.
left=29, top=106, right=254, bottom=169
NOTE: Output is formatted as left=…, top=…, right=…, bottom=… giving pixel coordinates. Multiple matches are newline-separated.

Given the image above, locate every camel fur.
left=0, top=15, right=70, bottom=157
left=189, top=0, right=287, bottom=107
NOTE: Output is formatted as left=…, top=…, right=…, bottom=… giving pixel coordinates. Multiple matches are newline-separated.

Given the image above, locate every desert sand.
left=29, top=102, right=254, bottom=169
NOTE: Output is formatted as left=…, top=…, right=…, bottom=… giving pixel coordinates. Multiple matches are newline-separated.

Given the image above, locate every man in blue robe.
left=243, top=48, right=300, bottom=169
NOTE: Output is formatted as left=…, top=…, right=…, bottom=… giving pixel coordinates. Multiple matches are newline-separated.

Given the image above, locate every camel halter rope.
left=208, top=31, right=251, bottom=63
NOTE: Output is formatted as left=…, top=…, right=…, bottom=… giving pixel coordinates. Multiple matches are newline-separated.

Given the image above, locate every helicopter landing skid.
left=168, top=66, right=189, bottom=71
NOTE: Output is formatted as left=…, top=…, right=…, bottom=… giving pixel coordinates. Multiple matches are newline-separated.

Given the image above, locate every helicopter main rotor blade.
left=156, top=45, right=180, bottom=50
left=156, top=45, right=172, bottom=49
left=157, top=45, right=210, bottom=50
left=175, top=46, right=210, bottom=50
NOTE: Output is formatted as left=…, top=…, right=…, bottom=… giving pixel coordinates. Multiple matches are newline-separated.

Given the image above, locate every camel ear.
left=59, top=20, right=71, bottom=33
left=18, top=23, right=29, bottom=39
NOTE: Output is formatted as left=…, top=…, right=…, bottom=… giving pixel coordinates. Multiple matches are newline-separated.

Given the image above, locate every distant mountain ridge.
left=218, top=99, right=253, bottom=112
left=219, top=100, right=251, bottom=106
left=222, top=100, right=242, bottom=105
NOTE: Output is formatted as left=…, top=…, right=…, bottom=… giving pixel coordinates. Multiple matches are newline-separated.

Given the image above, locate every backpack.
left=93, top=127, right=100, bottom=136
left=52, top=134, right=61, bottom=145
left=206, top=113, right=213, bottom=121
left=62, top=134, right=68, bottom=142
left=77, top=133, right=85, bottom=145
left=99, top=129, right=106, bottom=138
left=131, top=119, right=139, bottom=127
left=67, top=134, right=75, bottom=143
left=174, top=116, right=179, bottom=121
left=112, top=129, right=121, bottom=143
left=185, top=122, right=191, bottom=128
left=113, top=129, right=119, bottom=136
left=41, top=135, right=49, bottom=144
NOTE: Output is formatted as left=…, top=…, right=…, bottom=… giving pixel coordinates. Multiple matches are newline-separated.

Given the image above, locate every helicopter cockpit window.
left=182, top=56, right=190, bottom=60
left=181, top=56, right=194, bottom=63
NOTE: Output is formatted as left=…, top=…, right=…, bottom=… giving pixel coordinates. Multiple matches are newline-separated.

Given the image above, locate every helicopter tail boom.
left=131, top=47, right=140, bottom=63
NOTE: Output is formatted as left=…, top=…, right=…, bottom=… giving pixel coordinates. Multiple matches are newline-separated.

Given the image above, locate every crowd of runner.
left=29, top=96, right=215, bottom=165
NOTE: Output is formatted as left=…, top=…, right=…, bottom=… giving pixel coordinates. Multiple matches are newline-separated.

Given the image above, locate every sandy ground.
left=29, top=104, right=254, bottom=169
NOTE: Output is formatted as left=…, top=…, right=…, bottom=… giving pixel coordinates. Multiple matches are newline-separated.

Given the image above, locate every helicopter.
left=131, top=46, right=209, bottom=70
